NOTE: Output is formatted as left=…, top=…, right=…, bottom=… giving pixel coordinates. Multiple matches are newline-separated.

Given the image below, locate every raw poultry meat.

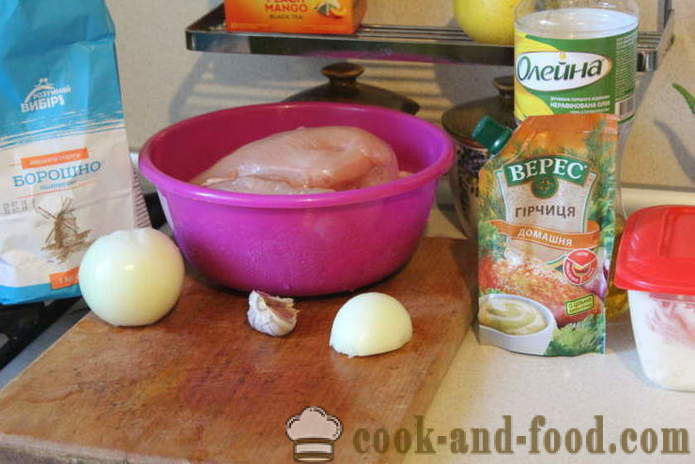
left=648, top=297, right=695, bottom=349
left=192, top=126, right=401, bottom=194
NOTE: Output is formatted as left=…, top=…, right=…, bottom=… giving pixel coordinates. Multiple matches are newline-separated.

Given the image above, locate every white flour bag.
left=0, top=0, right=147, bottom=304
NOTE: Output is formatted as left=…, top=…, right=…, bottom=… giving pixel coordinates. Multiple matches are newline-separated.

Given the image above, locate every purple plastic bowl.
left=139, top=102, right=454, bottom=296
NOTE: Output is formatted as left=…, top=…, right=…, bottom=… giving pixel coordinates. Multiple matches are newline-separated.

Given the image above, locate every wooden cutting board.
left=0, top=237, right=475, bottom=463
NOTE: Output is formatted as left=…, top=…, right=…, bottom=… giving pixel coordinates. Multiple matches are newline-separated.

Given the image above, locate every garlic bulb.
left=247, top=290, right=298, bottom=336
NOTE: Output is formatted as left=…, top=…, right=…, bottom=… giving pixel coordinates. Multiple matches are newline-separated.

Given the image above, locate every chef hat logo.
left=286, top=406, right=342, bottom=462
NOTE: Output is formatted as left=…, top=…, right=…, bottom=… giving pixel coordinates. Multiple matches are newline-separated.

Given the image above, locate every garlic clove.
left=247, top=290, right=298, bottom=336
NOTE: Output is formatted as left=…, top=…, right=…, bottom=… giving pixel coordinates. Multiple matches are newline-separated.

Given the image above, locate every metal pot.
left=442, top=76, right=514, bottom=237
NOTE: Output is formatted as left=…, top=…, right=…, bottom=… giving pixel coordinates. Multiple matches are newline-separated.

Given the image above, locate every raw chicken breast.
left=192, top=126, right=400, bottom=194
left=199, top=176, right=334, bottom=195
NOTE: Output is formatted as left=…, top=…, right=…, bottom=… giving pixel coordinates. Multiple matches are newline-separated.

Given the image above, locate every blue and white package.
left=0, top=0, right=147, bottom=304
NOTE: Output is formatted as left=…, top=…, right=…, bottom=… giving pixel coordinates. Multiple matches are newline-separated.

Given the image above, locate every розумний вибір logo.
left=21, top=78, right=71, bottom=113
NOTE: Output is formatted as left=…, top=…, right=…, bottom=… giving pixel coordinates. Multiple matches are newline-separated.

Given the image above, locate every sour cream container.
left=615, top=206, right=695, bottom=391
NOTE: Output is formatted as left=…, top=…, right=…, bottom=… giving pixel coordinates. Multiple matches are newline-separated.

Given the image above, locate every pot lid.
left=285, top=62, right=420, bottom=115
left=442, top=76, right=515, bottom=141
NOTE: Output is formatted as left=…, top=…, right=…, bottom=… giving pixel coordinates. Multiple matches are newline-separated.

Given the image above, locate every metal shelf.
left=186, top=4, right=674, bottom=72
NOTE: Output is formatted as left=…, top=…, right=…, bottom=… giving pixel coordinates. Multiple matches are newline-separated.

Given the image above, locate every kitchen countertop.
left=401, top=309, right=694, bottom=463
left=1, top=184, right=694, bottom=463
left=410, top=185, right=695, bottom=463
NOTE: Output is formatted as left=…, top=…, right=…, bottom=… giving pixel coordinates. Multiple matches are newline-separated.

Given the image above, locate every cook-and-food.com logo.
left=286, top=406, right=343, bottom=462
left=21, top=78, right=72, bottom=113
left=515, top=52, right=612, bottom=92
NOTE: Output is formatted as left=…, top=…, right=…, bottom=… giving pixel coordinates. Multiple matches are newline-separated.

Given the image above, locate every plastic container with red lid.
left=616, top=205, right=695, bottom=391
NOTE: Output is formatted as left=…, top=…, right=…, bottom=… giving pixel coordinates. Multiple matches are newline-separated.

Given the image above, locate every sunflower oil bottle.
left=513, top=0, right=639, bottom=319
